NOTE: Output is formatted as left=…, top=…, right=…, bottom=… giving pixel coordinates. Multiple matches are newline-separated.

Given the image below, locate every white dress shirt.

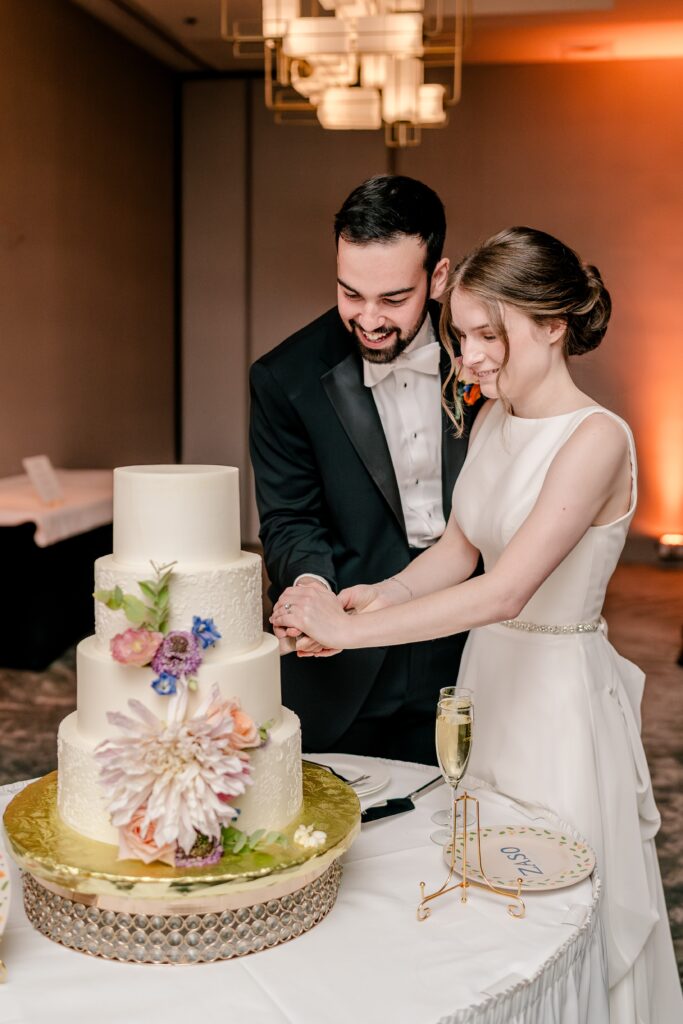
left=363, top=317, right=446, bottom=548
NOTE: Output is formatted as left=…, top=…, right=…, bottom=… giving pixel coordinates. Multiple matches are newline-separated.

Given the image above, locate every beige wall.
left=183, top=61, right=683, bottom=547
left=182, top=79, right=249, bottom=524
left=0, top=1, right=175, bottom=478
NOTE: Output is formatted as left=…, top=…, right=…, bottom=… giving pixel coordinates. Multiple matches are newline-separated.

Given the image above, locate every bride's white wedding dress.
left=454, top=400, right=682, bottom=1021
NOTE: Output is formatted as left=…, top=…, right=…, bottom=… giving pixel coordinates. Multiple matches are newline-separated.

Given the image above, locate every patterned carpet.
left=1, top=563, right=681, bottom=976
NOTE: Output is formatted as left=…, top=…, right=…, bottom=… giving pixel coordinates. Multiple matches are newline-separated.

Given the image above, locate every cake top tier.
left=113, top=465, right=240, bottom=566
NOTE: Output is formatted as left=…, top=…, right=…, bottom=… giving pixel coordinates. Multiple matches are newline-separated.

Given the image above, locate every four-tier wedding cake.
left=57, top=465, right=303, bottom=865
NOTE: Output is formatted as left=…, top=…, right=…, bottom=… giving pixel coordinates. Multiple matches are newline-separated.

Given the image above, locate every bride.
left=271, top=227, right=682, bottom=1020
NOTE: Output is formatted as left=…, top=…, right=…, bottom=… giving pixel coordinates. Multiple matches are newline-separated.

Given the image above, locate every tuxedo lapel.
left=322, top=353, right=406, bottom=535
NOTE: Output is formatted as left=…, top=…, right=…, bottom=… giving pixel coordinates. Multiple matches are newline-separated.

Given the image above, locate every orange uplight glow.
left=464, top=21, right=683, bottom=65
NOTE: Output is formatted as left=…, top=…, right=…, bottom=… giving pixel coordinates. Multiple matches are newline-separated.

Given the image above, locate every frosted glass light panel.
left=356, top=15, right=424, bottom=57
left=317, top=87, right=382, bottom=129
left=334, top=0, right=377, bottom=18
left=382, top=57, right=422, bottom=122
left=283, top=17, right=351, bottom=57
left=380, top=0, right=426, bottom=10
left=418, top=83, right=446, bottom=124
left=262, top=0, right=300, bottom=38
left=291, top=54, right=359, bottom=98
left=361, top=54, right=389, bottom=88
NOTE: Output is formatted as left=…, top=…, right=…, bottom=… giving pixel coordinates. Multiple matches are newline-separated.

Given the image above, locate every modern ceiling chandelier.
left=220, top=0, right=468, bottom=147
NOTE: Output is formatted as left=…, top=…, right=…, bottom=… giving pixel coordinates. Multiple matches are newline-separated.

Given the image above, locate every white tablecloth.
left=0, top=470, right=113, bottom=547
left=0, top=762, right=608, bottom=1024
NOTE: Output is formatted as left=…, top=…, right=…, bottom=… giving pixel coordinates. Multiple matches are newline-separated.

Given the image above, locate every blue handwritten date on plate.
left=499, top=846, right=544, bottom=877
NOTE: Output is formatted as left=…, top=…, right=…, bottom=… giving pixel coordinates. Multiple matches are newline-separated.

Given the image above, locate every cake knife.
left=361, top=775, right=444, bottom=823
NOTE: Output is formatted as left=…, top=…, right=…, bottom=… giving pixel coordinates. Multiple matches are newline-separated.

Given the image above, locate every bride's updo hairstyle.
left=439, top=226, right=611, bottom=432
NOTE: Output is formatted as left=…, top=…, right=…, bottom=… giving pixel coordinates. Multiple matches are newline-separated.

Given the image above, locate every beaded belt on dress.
left=499, top=618, right=602, bottom=635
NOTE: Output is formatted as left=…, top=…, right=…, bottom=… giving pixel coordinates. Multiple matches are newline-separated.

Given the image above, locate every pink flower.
left=203, top=695, right=260, bottom=751
left=111, top=628, right=163, bottom=667
left=229, top=707, right=259, bottom=750
left=118, top=807, right=177, bottom=865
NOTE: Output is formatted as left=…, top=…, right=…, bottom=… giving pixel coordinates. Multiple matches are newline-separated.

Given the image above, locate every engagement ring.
left=284, top=602, right=292, bottom=611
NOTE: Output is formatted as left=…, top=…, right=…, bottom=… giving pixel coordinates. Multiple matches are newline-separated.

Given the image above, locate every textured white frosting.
left=75, top=633, right=283, bottom=744
left=58, top=708, right=302, bottom=844
left=113, top=466, right=240, bottom=565
left=94, top=552, right=263, bottom=655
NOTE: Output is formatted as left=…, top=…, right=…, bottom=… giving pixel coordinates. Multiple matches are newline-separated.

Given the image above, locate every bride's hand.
left=270, top=586, right=353, bottom=651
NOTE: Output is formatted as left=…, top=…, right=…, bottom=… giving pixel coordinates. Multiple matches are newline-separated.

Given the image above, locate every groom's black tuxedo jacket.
left=249, top=303, right=477, bottom=750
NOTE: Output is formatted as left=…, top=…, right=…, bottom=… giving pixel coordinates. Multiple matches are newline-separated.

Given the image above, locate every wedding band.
left=284, top=602, right=292, bottom=611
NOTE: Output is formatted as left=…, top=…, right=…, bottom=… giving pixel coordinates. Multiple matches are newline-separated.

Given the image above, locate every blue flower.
left=192, top=616, right=222, bottom=649
left=151, top=672, right=178, bottom=696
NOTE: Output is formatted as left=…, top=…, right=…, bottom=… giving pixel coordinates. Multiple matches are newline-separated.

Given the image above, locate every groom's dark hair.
left=334, top=175, right=446, bottom=277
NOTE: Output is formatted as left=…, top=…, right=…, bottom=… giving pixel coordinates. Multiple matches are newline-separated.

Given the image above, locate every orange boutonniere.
left=453, top=357, right=482, bottom=409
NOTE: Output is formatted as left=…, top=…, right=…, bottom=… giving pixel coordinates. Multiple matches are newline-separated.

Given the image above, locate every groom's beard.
left=349, top=299, right=431, bottom=365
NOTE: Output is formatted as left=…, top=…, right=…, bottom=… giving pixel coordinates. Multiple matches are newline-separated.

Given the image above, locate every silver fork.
left=347, top=773, right=371, bottom=786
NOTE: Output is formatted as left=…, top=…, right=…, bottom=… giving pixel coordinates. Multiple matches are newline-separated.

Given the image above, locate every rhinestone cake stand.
left=3, top=762, right=359, bottom=964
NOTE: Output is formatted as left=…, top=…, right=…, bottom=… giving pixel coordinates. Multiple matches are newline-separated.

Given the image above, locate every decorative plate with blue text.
left=444, top=825, right=595, bottom=891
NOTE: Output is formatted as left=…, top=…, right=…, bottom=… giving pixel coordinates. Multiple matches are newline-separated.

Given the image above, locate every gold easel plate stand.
left=417, top=791, right=525, bottom=920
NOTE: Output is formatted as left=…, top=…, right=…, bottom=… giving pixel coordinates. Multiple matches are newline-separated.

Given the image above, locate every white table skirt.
left=0, top=470, right=112, bottom=547
left=0, top=762, right=608, bottom=1024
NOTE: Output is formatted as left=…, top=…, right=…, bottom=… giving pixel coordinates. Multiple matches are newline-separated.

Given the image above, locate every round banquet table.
left=0, top=760, right=608, bottom=1024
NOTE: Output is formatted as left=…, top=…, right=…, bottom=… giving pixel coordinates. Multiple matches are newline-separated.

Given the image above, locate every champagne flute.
left=429, top=689, right=473, bottom=846
left=430, top=686, right=471, bottom=831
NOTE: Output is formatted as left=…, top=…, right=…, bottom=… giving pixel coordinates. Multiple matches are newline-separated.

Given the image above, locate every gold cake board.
left=3, top=762, right=360, bottom=964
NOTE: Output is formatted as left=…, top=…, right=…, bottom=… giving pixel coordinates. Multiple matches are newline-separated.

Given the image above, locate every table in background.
left=0, top=470, right=113, bottom=669
left=0, top=760, right=608, bottom=1024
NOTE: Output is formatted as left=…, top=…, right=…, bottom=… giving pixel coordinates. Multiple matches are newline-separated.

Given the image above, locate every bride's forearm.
left=345, top=572, right=518, bottom=648
left=387, top=526, right=480, bottom=601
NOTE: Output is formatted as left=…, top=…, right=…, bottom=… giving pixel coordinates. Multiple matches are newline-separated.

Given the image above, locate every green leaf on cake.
left=246, top=829, right=266, bottom=850
left=258, top=719, right=275, bottom=743
left=232, top=831, right=247, bottom=854
left=94, top=588, right=124, bottom=611
left=220, top=825, right=285, bottom=855
left=121, top=594, right=151, bottom=626
left=137, top=581, right=158, bottom=603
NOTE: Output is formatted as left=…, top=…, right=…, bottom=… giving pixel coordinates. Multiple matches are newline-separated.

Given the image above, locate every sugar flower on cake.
left=151, top=672, right=178, bottom=696
left=293, top=824, right=327, bottom=850
left=111, top=628, right=164, bottom=667
left=118, top=806, right=177, bottom=866
left=96, top=683, right=263, bottom=862
left=151, top=630, right=203, bottom=679
left=192, top=616, right=222, bottom=650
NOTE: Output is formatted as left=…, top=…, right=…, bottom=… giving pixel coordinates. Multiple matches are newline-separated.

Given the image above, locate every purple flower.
left=192, top=616, right=222, bottom=650
left=151, top=673, right=178, bottom=696
left=151, top=630, right=202, bottom=679
left=174, top=835, right=224, bottom=867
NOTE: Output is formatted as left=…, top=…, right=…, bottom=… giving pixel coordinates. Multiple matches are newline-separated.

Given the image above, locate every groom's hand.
left=294, top=635, right=342, bottom=658
left=339, top=583, right=385, bottom=615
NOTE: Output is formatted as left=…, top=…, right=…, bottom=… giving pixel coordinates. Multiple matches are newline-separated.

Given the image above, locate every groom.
left=249, top=175, right=480, bottom=763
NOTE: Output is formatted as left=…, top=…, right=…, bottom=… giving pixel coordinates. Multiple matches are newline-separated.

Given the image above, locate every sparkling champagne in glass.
left=430, top=690, right=473, bottom=846
left=430, top=686, right=472, bottom=833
